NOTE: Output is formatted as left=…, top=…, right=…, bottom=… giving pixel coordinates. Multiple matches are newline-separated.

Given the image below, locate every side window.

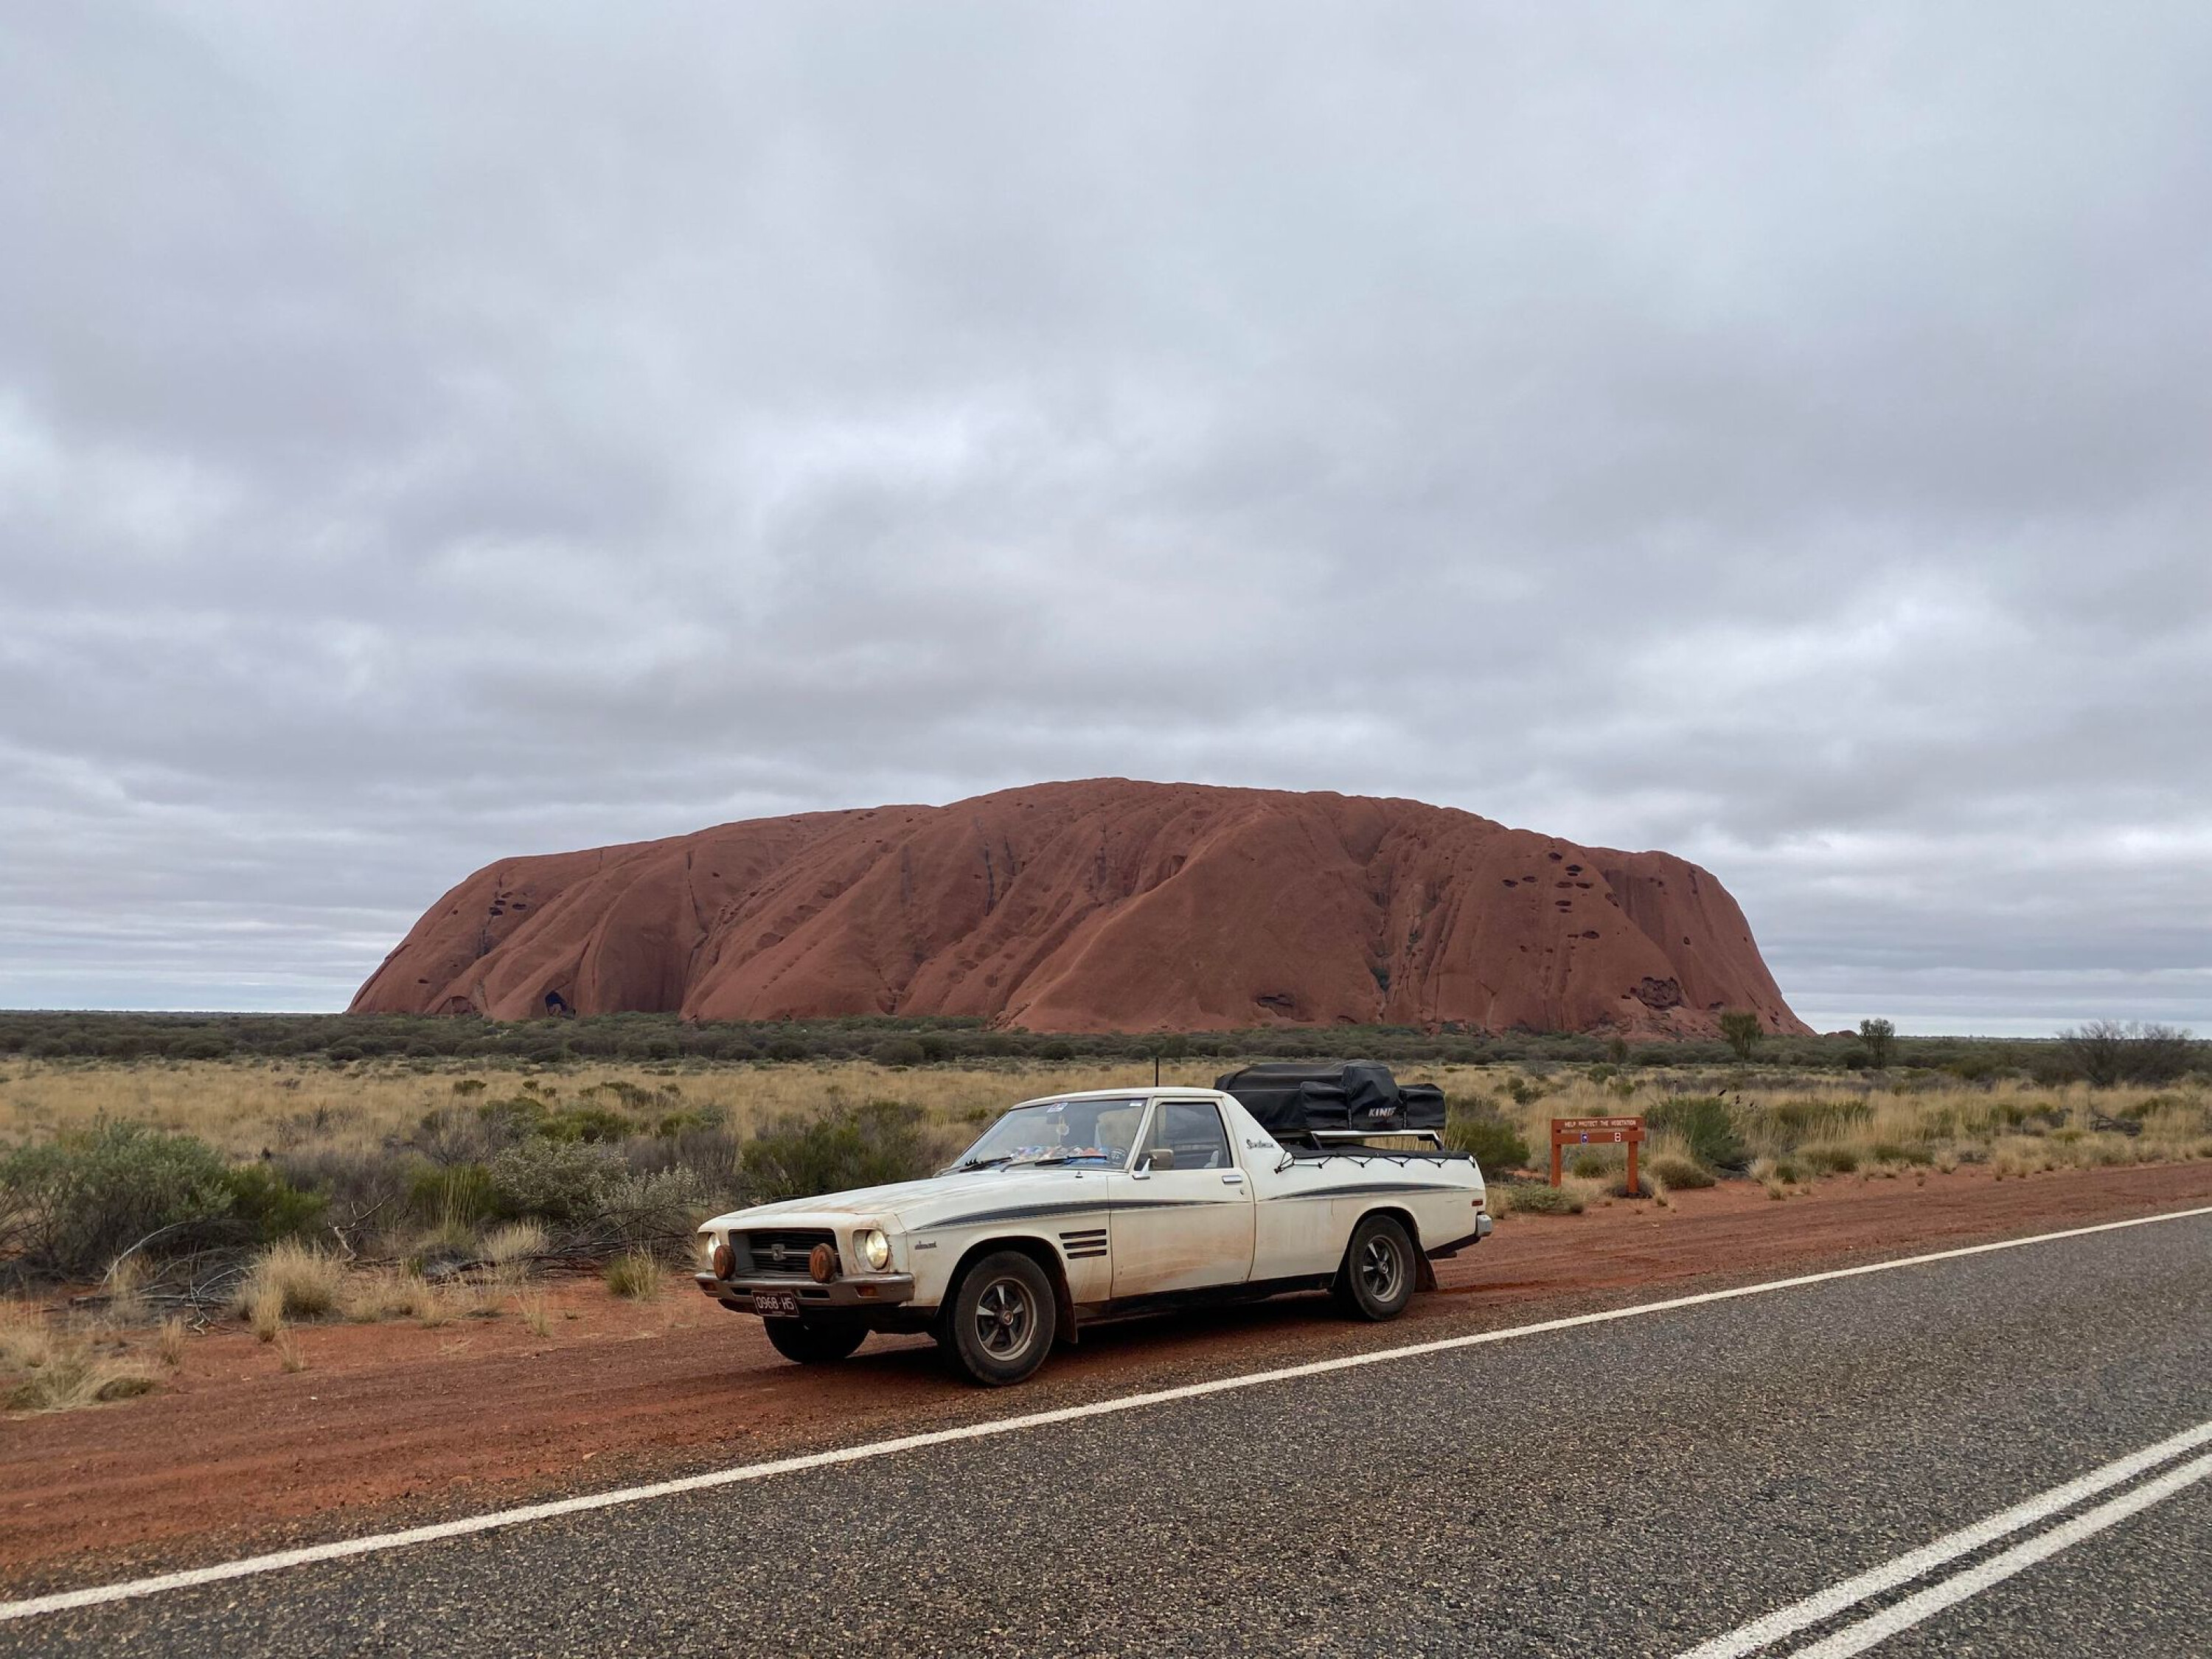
left=1141, top=1102, right=1232, bottom=1171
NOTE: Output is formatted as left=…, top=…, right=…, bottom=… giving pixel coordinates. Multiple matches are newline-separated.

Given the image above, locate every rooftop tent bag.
left=1214, top=1060, right=1406, bottom=1135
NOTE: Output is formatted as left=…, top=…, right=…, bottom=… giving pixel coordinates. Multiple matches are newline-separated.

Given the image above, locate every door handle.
left=1221, top=1170, right=1245, bottom=1185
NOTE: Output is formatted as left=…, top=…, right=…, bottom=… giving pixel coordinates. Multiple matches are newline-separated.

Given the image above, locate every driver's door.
left=1108, top=1099, right=1256, bottom=1297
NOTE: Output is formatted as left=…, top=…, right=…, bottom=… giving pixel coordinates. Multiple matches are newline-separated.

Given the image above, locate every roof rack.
left=1310, top=1127, right=1445, bottom=1148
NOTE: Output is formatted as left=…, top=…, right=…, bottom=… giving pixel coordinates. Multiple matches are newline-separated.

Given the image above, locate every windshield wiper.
left=955, top=1155, right=1013, bottom=1172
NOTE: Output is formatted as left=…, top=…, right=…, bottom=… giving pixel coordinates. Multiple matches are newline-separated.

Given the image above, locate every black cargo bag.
left=1214, top=1060, right=1418, bottom=1137
left=1397, top=1082, right=1447, bottom=1133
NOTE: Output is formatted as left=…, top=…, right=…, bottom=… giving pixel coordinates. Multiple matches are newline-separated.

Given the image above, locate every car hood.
left=700, top=1164, right=1119, bottom=1234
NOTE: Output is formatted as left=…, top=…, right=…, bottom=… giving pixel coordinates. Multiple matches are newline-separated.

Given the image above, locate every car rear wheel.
left=1334, top=1214, right=1416, bottom=1321
left=763, top=1318, right=869, bottom=1365
left=941, top=1251, right=1056, bottom=1386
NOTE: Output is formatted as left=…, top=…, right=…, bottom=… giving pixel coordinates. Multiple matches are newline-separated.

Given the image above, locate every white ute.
left=695, top=1082, right=1491, bottom=1385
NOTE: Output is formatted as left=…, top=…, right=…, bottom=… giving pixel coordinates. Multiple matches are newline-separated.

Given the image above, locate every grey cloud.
left=3, top=2, right=2208, bottom=1030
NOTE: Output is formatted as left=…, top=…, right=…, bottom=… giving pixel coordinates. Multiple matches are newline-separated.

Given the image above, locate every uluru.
left=352, top=779, right=1809, bottom=1037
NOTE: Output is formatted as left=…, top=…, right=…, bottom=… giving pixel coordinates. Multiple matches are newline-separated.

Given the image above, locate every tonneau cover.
left=1212, top=1060, right=1447, bottom=1139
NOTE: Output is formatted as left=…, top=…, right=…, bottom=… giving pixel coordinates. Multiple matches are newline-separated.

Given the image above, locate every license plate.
left=754, top=1291, right=801, bottom=1318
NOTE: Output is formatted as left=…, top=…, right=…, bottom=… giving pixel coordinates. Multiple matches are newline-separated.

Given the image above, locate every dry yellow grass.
left=246, top=1285, right=285, bottom=1343
left=514, top=1291, right=552, bottom=1336
left=234, top=1240, right=347, bottom=1323
left=0, top=1057, right=1181, bottom=1160
left=157, top=1315, right=187, bottom=1367
left=335, top=1265, right=447, bottom=1324
left=604, top=1250, right=661, bottom=1299
left=0, top=1299, right=52, bottom=1372
left=103, top=1252, right=151, bottom=1321
left=1, top=1056, right=2202, bottom=1237
left=1468, top=1071, right=2206, bottom=1184
left=483, top=1221, right=548, bottom=1278
left=1, top=1301, right=159, bottom=1413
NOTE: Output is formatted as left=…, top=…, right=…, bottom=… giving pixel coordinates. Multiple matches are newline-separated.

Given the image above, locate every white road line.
left=1790, top=1450, right=2212, bottom=1658
left=2, top=1202, right=2207, bottom=1625
left=1676, top=1419, right=2212, bottom=1658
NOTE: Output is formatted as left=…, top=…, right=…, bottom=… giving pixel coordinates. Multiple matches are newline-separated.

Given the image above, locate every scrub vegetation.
left=1, top=1015, right=2205, bottom=1411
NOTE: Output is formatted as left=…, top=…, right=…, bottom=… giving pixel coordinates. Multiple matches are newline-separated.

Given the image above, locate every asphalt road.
left=7, top=1211, right=2208, bottom=1658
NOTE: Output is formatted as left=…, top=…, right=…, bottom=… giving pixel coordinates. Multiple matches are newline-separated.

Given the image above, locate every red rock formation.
left=351, top=779, right=1809, bottom=1036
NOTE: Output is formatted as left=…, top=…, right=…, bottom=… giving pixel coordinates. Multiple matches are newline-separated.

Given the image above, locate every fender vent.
left=1059, top=1227, right=1107, bottom=1261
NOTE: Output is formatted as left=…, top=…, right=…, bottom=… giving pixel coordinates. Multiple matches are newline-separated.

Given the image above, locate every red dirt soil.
left=7, top=1161, right=2205, bottom=1592
left=351, top=778, right=1807, bottom=1037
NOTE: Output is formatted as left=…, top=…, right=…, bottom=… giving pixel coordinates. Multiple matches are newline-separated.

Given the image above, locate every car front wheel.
left=763, top=1318, right=869, bottom=1364
left=942, top=1251, right=1056, bottom=1386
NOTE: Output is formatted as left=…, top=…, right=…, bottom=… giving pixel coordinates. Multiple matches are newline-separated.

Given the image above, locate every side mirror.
left=1148, top=1147, right=1175, bottom=1172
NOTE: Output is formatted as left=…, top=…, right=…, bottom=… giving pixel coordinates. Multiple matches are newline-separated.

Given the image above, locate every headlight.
left=855, top=1228, right=891, bottom=1272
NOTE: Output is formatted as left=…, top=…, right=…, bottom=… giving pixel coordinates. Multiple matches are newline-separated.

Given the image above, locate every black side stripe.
left=916, top=1198, right=1216, bottom=1232
left=1276, top=1182, right=1470, bottom=1200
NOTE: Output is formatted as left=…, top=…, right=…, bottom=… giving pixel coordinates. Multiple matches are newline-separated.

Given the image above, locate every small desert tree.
left=1719, top=1010, right=1763, bottom=1063
left=1858, top=1018, right=1896, bottom=1071
left=2059, top=1020, right=2197, bottom=1087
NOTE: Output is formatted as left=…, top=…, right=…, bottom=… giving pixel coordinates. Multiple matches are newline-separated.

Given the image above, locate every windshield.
left=952, top=1097, right=1147, bottom=1170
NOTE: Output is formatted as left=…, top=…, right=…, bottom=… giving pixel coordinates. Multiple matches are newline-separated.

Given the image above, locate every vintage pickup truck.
left=695, top=1077, right=1490, bottom=1385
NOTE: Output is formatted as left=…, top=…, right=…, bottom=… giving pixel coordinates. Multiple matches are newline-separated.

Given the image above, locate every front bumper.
left=695, top=1271, right=918, bottom=1313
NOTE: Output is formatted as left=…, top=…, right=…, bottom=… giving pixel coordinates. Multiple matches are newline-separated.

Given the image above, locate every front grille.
left=738, top=1228, right=836, bottom=1276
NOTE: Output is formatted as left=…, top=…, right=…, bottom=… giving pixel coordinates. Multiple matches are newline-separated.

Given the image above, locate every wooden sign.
left=1551, top=1115, right=1646, bottom=1194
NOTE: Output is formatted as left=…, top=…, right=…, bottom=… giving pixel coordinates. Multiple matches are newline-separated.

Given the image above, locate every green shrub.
left=408, top=1162, right=499, bottom=1226
left=1568, top=1150, right=1609, bottom=1179
left=764, top=1038, right=810, bottom=1062
left=542, top=1105, right=632, bottom=1144
left=1506, top=1183, right=1584, bottom=1216
left=594, top=1166, right=718, bottom=1257
left=1443, top=1103, right=1531, bottom=1174
left=1870, top=1140, right=1937, bottom=1166
left=1646, top=1096, right=1750, bottom=1172
left=871, top=1038, right=927, bottom=1068
left=1647, top=1152, right=1714, bottom=1189
left=222, top=1164, right=328, bottom=1242
left=487, top=1139, right=622, bottom=1224
left=1801, top=1144, right=1860, bottom=1175
left=741, top=1099, right=933, bottom=1203
left=0, top=1122, right=234, bottom=1279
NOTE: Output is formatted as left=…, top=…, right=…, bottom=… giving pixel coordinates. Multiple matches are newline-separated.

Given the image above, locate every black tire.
left=940, top=1250, right=1057, bottom=1386
left=1333, top=1214, right=1417, bottom=1321
left=762, top=1318, right=868, bottom=1365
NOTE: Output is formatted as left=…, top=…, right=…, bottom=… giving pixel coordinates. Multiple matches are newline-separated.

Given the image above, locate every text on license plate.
left=754, top=1291, right=801, bottom=1317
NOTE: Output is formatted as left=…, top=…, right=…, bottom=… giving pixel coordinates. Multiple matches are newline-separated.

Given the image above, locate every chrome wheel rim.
left=973, top=1276, right=1037, bottom=1360
left=1359, top=1234, right=1404, bottom=1303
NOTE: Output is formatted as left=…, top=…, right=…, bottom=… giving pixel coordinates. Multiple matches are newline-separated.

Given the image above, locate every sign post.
left=1551, top=1115, right=1646, bottom=1196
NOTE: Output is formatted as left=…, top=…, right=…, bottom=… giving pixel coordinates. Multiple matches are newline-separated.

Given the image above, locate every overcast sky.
left=4, top=4, right=2207, bottom=1034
